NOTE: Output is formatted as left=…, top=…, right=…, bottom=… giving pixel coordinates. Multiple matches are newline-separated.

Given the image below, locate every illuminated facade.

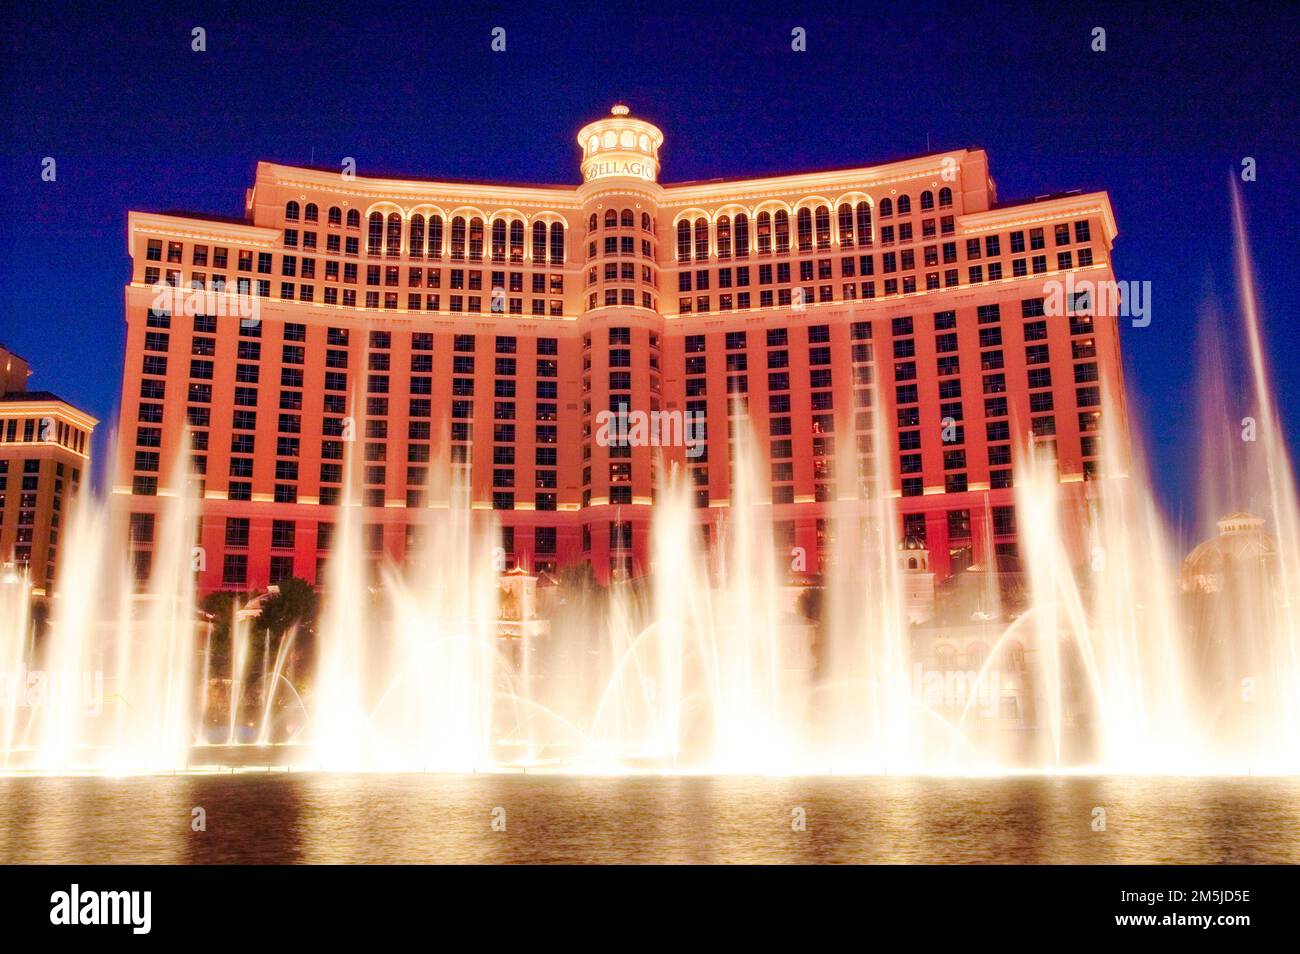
left=114, top=105, right=1125, bottom=592
left=1, top=344, right=96, bottom=594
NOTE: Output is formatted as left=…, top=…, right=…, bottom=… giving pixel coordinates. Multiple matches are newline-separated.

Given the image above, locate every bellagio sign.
left=583, top=158, right=657, bottom=183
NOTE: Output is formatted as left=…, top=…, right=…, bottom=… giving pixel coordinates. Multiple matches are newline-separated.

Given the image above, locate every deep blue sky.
left=2, top=2, right=1297, bottom=542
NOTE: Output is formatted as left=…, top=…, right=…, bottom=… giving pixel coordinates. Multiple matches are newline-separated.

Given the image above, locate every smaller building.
left=0, top=343, right=97, bottom=595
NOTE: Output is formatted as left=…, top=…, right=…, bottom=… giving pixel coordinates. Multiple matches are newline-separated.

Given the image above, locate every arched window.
left=409, top=214, right=425, bottom=259
left=1001, top=641, right=1025, bottom=672
left=386, top=213, right=402, bottom=257
left=815, top=205, right=831, bottom=248
left=347, top=209, right=360, bottom=229
left=532, top=221, right=547, bottom=262
left=734, top=213, right=749, bottom=256
left=879, top=198, right=893, bottom=218
left=304, top=203, right=318, bottom=223
left=796, top=207, right=813, bottom=251
left=510, top=220, right=524, bottom=262
left=491, top=219, right=507, bottom=262
left=549, top=222, right=565, bottom=264
left=756, top=211, right=772, bottom=254
left=468, top=217, right=484, bottom=260
left=774, top=210, right=790, bottom=253
left=838, top=204, right=855, bottom=247
left=676, top=220, right=692, bottom=261
left=965, top=643, right=988, bottom=672
left=693, top=217, right=709, bottom=260
left=920, top=190, right=934, bottom=211
left=938, top=187, right=953, bottom=208
left=367, top=212, right=384, bottom=255
left=450, top=216, right=467, bottom=259
left=717, top=216, right=732, bottom=258
left=897, top=194, right=912, bottom=215
left=328, top=206, right=342, bottom=226
left=856, top=202, right=872, bottom=246
left=285, top=201, right=300, bottom=221
left=589, top=213, right=598, bottom=232
left=936, top=645, right=957, bottom=671
left=620, top=209, right=634, bottom=227
left=641, top=212, right=652, bottom=231
left=604, top=209, right=618, bottom=228
left=790, top=209, right=811, bottom=252
left=428, top=215, right=443, bottom=258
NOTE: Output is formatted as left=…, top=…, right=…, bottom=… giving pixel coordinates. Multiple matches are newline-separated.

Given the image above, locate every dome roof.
left=1180, top=511, right=1277, bottom=591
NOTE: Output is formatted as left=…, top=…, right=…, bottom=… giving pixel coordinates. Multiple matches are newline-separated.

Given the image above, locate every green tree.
left=256, top=577, right=319, bottom=640
left=199, top=590, right=243, bottom=664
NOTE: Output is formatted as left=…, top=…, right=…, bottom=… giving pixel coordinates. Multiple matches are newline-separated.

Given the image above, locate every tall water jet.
left=1226, top=182, right=1300, bottom=768
left=226, top=606, right=252, bottom=745
left=33, top=491, right=109, bottom=770
left=0, top=566, right=33, bottom=766
left=312, top=425, right=502, bottom=772
left=704, top=414, right=803, bottom=771
left=819, top=398, right=912, bottom=772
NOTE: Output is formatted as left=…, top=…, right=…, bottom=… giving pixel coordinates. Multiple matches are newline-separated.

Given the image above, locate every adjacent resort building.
left=114, top=105, right=1125, bottom=593
left=1, top=343, right=97, bottom=595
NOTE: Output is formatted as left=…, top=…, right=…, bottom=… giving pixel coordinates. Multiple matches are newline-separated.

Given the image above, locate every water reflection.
left=1, top=774, right=1297, bottom=864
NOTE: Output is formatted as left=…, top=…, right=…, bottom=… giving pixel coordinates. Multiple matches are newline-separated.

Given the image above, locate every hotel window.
left=467, top=218, right=485, bottom=260
left=790, top=207, right=811, bottom=250
left=693, top=218, right=709, bottom=260
left=837, top=203, right=856, bottom=246
left=541, top=222, right=563, bottom=265
left=756, top=211, right=772, bottom=254
left=731, top=213, right=749, bottom=256
left=814, top=206, right=831, bottom=248
left=774, top=210, right=790, bottom=253
left=491, top=219, right=507, bottom=261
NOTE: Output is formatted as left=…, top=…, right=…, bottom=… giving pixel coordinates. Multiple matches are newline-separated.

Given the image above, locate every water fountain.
left=1, top=188, right=1297, bottom=777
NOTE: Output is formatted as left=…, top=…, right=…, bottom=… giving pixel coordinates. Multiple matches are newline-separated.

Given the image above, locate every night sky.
left=2, top=1, right=1297, bottom=544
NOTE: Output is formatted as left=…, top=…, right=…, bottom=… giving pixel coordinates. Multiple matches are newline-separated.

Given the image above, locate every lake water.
left=2, top=774, right=1297, bottom=864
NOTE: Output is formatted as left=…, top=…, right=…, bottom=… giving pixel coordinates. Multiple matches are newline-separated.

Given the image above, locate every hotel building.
left=114, top=105, right=1125, bottom=593
left=1, top=343, right=97, bottom=595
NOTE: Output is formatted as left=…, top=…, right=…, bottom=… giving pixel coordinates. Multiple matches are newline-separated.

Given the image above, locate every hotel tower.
left=115, top=105, right=1125, bottom=592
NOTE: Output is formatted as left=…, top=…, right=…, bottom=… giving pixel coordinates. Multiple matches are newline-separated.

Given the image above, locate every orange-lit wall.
left=114, top=108, right=1125, bottom=593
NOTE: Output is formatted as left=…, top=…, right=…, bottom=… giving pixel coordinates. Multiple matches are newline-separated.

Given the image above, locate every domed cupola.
left=577, top=104, right=664, bottom=185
